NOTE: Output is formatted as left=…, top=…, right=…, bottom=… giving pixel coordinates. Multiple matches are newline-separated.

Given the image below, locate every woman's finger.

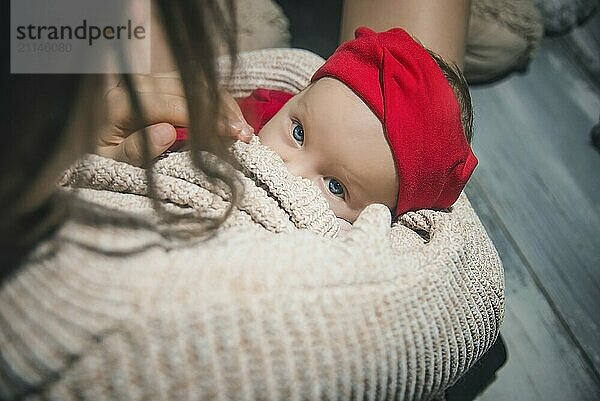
left=218, top=118, right=254, bottom=143
left=97, top=123, right=177, bottom=166
left=105, top=86, right=189, bottom=132
left=216, top=90, right=254, bottom=142
left=122, top=73, right=185, bottom=96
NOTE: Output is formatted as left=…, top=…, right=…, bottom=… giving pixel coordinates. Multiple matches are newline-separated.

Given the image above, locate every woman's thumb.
left=147, top=123, right=177, bottom=151
left=134, top=123, right=177, bottom=163
left=116, top=123, right=176, bottom=166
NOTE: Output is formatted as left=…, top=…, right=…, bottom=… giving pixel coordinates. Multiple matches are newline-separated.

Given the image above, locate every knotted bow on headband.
left=312, top=27, right=478, bottom=215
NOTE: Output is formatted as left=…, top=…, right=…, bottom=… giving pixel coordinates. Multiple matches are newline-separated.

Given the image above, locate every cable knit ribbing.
left=0, top=49, right=503, bottom=401
left=231, top=137, right=339, bottom=237
left=217, top=48, right=324, bottom=98
left=1, top=147, right=503, bottom=400
left=473, top=0, right=543, bottom=58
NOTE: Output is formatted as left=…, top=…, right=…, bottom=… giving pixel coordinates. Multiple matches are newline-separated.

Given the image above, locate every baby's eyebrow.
left=340, top=166, right=353, bottom=186
left=296, top=94, right=309, bottom=116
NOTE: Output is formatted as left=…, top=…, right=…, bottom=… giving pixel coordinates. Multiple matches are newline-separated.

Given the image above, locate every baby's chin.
left=336, top=203, right=395, bottom=228
left=337, top=218, right=353, bottom=237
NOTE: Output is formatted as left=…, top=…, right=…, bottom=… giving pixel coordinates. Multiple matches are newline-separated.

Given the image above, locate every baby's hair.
left=426, top=49, right=474, bottom=144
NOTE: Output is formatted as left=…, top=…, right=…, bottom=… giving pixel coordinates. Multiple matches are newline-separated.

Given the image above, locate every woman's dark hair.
left=1, top=0, right=238, bottom=274
left=130, top=0, right=240, bottom=231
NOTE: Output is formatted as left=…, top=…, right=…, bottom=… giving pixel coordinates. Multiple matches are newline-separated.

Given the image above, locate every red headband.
left=312, top=27, right=477, bottom=215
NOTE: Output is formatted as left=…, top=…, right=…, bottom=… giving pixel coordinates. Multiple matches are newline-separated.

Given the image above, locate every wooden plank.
left=467, top=37, right=600, bottom=377
left=467, top=181, right=600, bottom=401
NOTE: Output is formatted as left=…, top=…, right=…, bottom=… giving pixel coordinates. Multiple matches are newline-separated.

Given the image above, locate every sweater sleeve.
left=28, top=203, right=501, bottom=401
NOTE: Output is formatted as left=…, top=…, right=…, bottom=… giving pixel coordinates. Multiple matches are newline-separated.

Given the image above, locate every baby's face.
left=258, top=77, right=398, bottom=223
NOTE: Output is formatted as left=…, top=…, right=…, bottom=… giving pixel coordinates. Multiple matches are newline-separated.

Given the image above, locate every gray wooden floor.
left=468, top=35, right=600, bottom=400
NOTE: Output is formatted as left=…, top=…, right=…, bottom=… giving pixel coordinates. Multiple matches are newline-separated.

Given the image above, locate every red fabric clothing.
left=312, top=27, right=477, bottom=215
left=173, top=88, right=293, bottom=145
left=236, top=88, right=294, bottom=132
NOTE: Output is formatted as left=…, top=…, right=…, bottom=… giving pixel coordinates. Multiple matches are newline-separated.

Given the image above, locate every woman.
left=2, top=1, right=246, bottom=397
left=2, top=0, right=244, bottom=268
left=1, top=1, right=497, bottom=400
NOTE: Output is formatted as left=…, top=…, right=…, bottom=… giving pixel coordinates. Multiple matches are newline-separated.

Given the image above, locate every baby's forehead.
left=295, top=78, right=399, bottom=207
left=303, top=78, right=359, bottom=102
left=296, top=78, right=383, bottom=134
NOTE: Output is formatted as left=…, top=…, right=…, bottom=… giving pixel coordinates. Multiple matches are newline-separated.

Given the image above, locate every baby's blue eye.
left=327, top=178, right=345, bottom=198
left=291, top=121, right=304, bottom=145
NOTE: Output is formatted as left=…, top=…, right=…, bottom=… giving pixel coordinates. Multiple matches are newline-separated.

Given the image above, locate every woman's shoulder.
left=0, top=201, right=357, bottom=399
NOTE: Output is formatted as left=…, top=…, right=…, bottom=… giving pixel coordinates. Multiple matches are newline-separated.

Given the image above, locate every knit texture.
left=473, top=0, right=543, bottom=51
left=466, top=0, right=543, bottom=82
left=0, top=49, right=504, bottom=401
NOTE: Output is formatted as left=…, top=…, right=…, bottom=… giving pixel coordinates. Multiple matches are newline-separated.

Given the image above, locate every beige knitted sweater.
left=0, top=49, right=504, bottom=401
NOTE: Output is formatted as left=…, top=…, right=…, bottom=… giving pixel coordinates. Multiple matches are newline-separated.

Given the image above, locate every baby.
left=179, top=27, right=477, bottom=225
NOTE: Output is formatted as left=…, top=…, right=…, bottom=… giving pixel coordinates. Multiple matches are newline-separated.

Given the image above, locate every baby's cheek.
left=257, top=121, right=282, bottom=154
left=337, top=218, right=353, bottom=238
left=326, top=198, right=358, bottom=225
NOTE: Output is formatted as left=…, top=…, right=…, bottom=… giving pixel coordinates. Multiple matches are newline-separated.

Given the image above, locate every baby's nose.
left=284, top=160, right=303, bottom=178
left=283, top=158, right=318, bottom=183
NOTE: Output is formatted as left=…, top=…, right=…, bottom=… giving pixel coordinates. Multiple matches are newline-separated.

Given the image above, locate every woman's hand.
left=218, top=89, right=255, bottom=142
left=96, top=73, right=253, bottom=166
